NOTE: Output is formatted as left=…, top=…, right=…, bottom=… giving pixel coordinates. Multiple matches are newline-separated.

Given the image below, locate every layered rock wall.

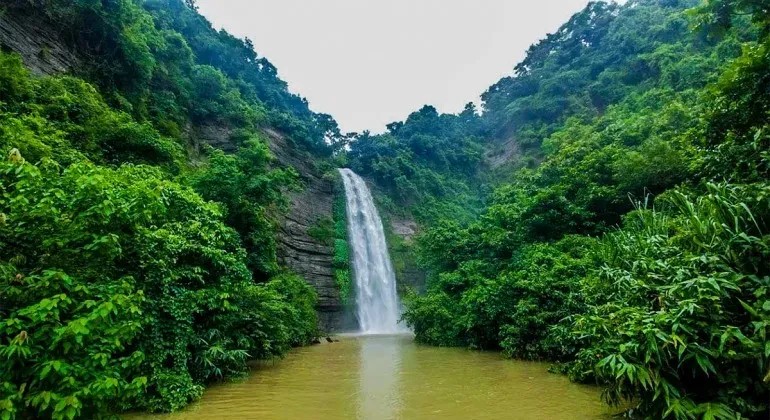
left=0, top=9, right=80, bottom=76
left=262, top=130, right=347, bottom=331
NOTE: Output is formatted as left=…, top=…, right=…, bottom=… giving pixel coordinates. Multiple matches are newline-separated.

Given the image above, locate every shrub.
left=571, top=183, right=770, bottom=418
left=0, top=153, right=317, bottom=417
left=332, top=182, right=352, bottom=303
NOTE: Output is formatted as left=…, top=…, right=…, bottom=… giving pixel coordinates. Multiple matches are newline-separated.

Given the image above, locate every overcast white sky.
left=196, top=0, right=593, bottom=133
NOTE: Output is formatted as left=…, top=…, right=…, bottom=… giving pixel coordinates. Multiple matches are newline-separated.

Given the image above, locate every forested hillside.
left=347, top=0, right=770, bottom=418
left=0, top=0, right=333, bottom=417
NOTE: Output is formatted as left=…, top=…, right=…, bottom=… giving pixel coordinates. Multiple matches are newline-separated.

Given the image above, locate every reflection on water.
left=133, top=335, right=612, bottom=420
left=359, top=335, right=401, bottom=420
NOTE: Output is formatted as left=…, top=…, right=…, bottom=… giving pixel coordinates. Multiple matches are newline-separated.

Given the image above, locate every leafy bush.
left=0, top=268, right=146, bottom=420
left=307, top=217, right=334, bottom=245
left=570, top=184, right=770, bottom=418
left=403, top=237, right=596, bottom=358
left=0, top=153, right=317, bottom=417
left=187, top=140, right=298, bottom=279
left=0, top=51, right=183, bottom=169
left=332, top=179, right=353, bottom=303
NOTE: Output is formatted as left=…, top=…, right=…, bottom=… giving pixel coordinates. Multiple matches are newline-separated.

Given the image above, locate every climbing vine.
left=332, top=173, right=353, bottom=303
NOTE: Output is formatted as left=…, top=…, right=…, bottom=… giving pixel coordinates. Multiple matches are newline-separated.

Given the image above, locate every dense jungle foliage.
left=2, top=0, right=346, bottom=155
left=0, top=0, right=326, bottom=418
left=3, top=0, right=770, bottom=418
left=345, top=0, right=770, bottom=418
left=348, top=103, right=487, bottom=224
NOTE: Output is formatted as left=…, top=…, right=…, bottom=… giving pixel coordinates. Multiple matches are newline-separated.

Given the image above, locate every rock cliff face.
left=261, top=129, right=347, bottom=332
left=0, top=9, right=80, bottom=76
left=0, top=11, right=347, bottom=332
left=388, top=217, right=427, bottom=294
left=189, top=128, right=347, bottom=332
left=484, top=135, right=520, bottom=169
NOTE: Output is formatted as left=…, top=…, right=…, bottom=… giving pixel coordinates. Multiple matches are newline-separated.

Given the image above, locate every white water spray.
left=339, top=168, right=403, bottom=334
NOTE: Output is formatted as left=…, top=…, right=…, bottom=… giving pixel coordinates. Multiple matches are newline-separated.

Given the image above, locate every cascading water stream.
left=338, top=168, right=403, bottom=334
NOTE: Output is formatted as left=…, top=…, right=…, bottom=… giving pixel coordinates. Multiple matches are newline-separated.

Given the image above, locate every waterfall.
left=338, top=168, right=403, bottom=334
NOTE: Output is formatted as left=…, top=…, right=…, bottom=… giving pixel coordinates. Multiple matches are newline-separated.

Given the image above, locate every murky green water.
left=135, top=334, right=611, bottom=420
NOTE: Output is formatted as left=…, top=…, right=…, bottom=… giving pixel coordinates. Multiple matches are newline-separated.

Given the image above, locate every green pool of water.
left=134, top=334, right=611, bottom=419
